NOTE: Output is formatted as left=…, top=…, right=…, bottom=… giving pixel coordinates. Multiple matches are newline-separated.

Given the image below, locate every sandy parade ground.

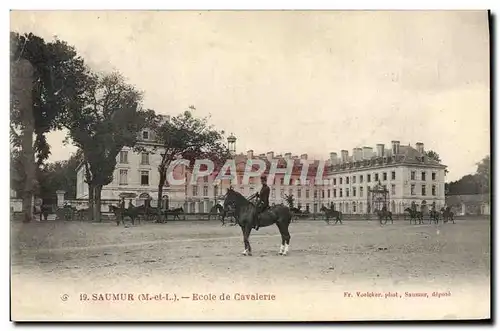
left=11, top=217, right=490, bottom=321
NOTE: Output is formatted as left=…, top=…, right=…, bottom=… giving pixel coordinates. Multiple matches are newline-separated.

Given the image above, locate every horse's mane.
left=228, top=189, right=255, bottom=207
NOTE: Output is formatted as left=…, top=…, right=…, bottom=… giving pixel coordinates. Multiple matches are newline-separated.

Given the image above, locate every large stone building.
left=323, top=141, right=447, bottom=214
left=76, top=123, right=446, bottom=215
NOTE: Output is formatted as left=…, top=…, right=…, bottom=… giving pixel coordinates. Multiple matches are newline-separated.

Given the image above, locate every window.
left=352, top=176, right=356, bottom=184
left=141, top=152, right=149, bottom=165
left=340, top=188, right=343, bottom=197
left=353, top=202, right=357, bottom=213
left=314, top=190, right=318, bottom=198
left=192, top=186, right=198, bottom=196
left=346, top=177, right=350, bottom=184
left=340, top=178, right=343, bottom=185
left=289, top=188, right=293, bottom=196
left=119, top=151, right=128, bottom=164
left=141, top=171, right=149, bottom=185
left=432, top=185, right=436, bottom=196
left=142, top=130, right=149, bottom=140
left=391, top=171, right=396, bottom=180
left=411, top=171, right=416, bottom=180
left=422, top=172, right=426, bottom=181
left=360, top=175, right=363, bottom=183
left=280, top=178, right=284, bottom=185
left=333, top=189, right=337, bottom=198
left=333, top=178, right=337, bottom=185
left=383, top=172, right=387, bottom=181
left=367, top=174, right=371, bottom=182
left=306, top=190, right=310, bottom=198
left=391, top=184, right=396, bottom=195
left=353, top=187, right=357, bottom=197
left=346, top=188, right=349, bottom=197
left=327, top=189, right=331, bottom=198
left=204, top=176, right=209, bottom=183
left=432, top=172, right=436, bottom=181
left=360, top=187, right=363, bottom=197
left=297, top=189, right=301, bottom=198
left=421, top=185, right=426, bottom=196
left=272, top=188, right=276, bottom=198
left=411, top=184, right=415, bottom=195
left=203, top=186, right=208, bottom=196
left=119, top=169, right=128, bottom=185
left=375, top=173, right=379, bottom=181
left=321, top=190, right=325, bottom=198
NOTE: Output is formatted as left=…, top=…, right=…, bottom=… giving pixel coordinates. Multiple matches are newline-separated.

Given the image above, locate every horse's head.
left=320, top=206, right=326, bottom=212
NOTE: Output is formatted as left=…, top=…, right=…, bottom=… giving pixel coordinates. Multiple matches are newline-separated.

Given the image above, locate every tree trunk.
left=13, top=60, right=35, bottom=223
left=87, top=183, right=94, bottom=221
left=157, top=168, right=166, bottom=222
left=94, top=185, right=102, bottom=223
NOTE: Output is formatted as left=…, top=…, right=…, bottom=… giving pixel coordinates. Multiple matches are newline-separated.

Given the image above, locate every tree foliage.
left=10, top=32, right=88, bottom=164
left=153, top=109, right=231, bottom=210
left=284, top=194, right=295, bottom=209
left=446, top=155, right=490, bottom=195
left=63, top=71, right=156, bottom=221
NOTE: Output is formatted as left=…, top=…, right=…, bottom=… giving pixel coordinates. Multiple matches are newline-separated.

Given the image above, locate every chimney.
left=246, top=150, right=254, bottom=159
left=416, top=142, right=424, bottom=154
left=362, top=146, right=373, bottom=160
left=285, top=152, right=292, bottom=159
left=341, top=150, right=349, bottom=163
left=266, top=151, right=274, bottom=161
left=329, top=152, right=338, bottom=164
left=300, top=153, right=308, bottom=160
left=391, top=140, right=400, bottom=155
left=354, top=148, right=363, bottom=161
left=276, top=154, right=283, bottom=159
left=259, top=153, right=265, bottom=158
left=376, top=144, right=385, bottom=157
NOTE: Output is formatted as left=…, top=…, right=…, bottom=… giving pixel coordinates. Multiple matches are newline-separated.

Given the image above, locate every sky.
left=10, top=10, right=490, bottom=182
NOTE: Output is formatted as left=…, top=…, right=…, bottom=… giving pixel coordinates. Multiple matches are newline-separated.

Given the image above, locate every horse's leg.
left=277, top=224, right=285, bottom=255
left=281, top=220, right=291, bottom=256
left=241, top=225, right=252, bottom=256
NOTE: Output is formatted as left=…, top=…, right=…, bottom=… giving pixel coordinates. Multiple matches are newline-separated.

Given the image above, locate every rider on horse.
left=253, top=176, right=270, bottom=231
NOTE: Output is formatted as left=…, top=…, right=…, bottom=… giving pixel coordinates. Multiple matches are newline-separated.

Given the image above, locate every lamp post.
left=214, top=179, right=221, bottom=205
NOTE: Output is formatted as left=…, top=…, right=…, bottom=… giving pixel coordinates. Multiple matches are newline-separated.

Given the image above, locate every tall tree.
left=425, top=150, right=449, bottom=175
left=10, top=32, right=88, bottom=222
left=63, top=72, right=156, bottom=222
left=37, top=150, right=82, bottom=203
left=284, top=194, right=295, bottom=209
left=153, top=109, right=231, bottom=214
left=475, top=155, right=490, bottom=194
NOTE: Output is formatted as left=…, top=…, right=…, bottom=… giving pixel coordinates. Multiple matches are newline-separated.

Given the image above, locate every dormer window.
left=142, top=130, right=149, bottom=140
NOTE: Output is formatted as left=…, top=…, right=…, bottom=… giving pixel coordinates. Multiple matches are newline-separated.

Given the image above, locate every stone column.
left=461, top=203, right=466, bottom=216
left=56, top=190, right=66, bottom=208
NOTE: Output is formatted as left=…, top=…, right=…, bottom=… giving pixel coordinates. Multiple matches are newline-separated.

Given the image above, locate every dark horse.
left=440, top=207, right=455, bottom=224
left=429, top=209, right=440, bottom=224
left=374, top=207, right=393, bottom=225
left=164, top=207, right=184, bottom=221
left=223, top=188, right=292, bottom=256
left=320, top=206, right=343, bottom=225
left=405, top=208, right=424, bottom=225
left=110, top=205, right=140, bottom=226
left=208, top=203, right=224, bottom=221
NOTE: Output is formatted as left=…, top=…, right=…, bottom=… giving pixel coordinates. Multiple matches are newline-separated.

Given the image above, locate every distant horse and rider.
left=320, top=205, right=343, bottom=225
left=374, top=206, right=393, bottom=225
left=223, top=176, right=293, bottom=256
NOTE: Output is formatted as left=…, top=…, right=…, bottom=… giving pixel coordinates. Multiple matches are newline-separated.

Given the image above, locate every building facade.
left=323, top=141, right=446, bottom=214
left=76, top=129, right=446, bottom=215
